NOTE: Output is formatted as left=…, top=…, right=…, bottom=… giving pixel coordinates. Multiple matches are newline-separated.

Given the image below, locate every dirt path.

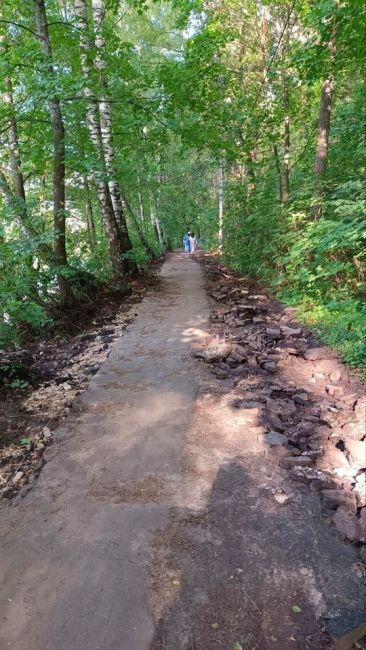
left=0, top=253, right=364, bottom=650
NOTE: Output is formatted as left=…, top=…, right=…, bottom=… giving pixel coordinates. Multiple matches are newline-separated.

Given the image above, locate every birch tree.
left=91, top=0, right=134, bottom=260
left=73, top=0, right=128, bottom=278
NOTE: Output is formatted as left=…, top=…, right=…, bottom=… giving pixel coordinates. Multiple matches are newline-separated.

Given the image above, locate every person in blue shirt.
left=183, top=232, right=190, bottom=253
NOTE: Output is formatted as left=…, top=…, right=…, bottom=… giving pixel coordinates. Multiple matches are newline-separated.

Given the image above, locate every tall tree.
left=312, top=76, right=333, bottom=218
left=34, top=0, right=73, bottom=304
left=91, top=0, right=135, bottom=269
left=73, top=0, right=128, bottom=278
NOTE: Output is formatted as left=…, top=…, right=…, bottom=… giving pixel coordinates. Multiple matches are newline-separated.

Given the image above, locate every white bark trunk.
left=148, top=187, right=163, bottom=246
left=91, top=0, right=133, bottom=258
left=74, top=0, right=124, bottom=277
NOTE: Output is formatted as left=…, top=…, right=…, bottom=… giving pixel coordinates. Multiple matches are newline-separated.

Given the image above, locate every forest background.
left=0, top=0, right=365, bottom=372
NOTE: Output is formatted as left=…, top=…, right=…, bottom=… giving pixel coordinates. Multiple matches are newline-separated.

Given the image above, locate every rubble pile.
left=198, top=258, right=366, bottom=550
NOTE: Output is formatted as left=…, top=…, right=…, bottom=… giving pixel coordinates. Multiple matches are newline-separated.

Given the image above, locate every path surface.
left=0, top=254, right=364, bottom=650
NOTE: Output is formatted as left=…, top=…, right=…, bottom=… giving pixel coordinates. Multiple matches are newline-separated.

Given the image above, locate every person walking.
left=183, top=232, right=190, bottom=253
left=189, top=232, right=197, bottom=254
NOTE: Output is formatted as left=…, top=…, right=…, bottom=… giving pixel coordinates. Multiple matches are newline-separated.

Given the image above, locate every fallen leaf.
left=292, top=605, right=302, bottom=614
left=232, top=643, right=243, bottom=650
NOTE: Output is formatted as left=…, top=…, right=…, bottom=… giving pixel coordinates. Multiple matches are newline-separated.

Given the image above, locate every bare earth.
left=0, top=253, right=365, bottom=650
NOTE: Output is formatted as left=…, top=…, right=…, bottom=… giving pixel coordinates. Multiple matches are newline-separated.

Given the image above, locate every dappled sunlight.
left=181, top=324, right=210, bottom=345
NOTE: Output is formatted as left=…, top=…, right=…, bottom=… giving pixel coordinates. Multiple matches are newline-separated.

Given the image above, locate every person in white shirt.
left=189, top=232, right=196, bottom=253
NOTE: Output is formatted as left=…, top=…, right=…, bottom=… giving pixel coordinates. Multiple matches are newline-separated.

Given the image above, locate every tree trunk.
left=73, top=0, right=126, bottom=278
left=273, top=145, right=283, bottom=203
left=0, top=38, right=29, bottom=233
left=313, top=76, right=333, bottom=219
left=282, top=74, right=290, bottom=203
left=148, top=187, right=163, bottom=247
left=138, top=190, right=145, bottom=224
left=34, top=0, right=73, bottom=304
left=217, top=163, right=224, bottom=253
left=83, top=177, right=96, bottom=246
left=91, top=0, right=135, bottom=272
left=3, top=77, right=27, bottom=221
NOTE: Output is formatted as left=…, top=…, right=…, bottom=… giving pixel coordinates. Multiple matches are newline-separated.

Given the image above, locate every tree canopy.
left=0, top=0, right=365, bottom=369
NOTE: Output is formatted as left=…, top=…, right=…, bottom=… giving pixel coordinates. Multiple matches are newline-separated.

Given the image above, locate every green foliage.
left=0, top=0, right=365, bottom=377
left=10, top=379, right=29, bottom=389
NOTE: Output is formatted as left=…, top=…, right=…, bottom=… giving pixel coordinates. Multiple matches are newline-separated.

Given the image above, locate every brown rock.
left=289, top=467, right=323, bottom=484
left=355, top=397, right=366, bottom=420
left=321, top=489, right=357, bottom=512
left=326, top=384, right=344, bottom=398
left=266, top=328, right=281, bottom=339
left=333, top=506, right=366, bottom=543
left=291, top=447, right=302, bottom=456
left=267, top=354, right=282, bottom=361
left=329, top=369, right=342, bottom=383
left=264, top=410, right=284, bottom=432
left=195, top=343, right=232, bottom=363
left=293, top=393, right=308, bottom=405
left=346, top=439, right=366, bottom=471
left=12, top=471, right=24, bottom=485
left=341, top=421, right=364, bottom=441
left=317, top=445, right=351, bottom=472
left=342, top=393, right=358, bottom=407
left=279, top=456, right=313, bottom=469
left=304, top=347, right=329, bottom=361
left=261, top=431, right=288, bottom=447
left=302, top=449, right=323, bottom=460
left=280, top=325, right=302, bottom=337
left=310, top=477, right=340, bottom=493
left=215, top=370, right=230, bottom=379
left=264, top=445, right=293, bottom=460
left=263, top=361, right=277, bottom=373
left=247, top=356, right=258, bottom=368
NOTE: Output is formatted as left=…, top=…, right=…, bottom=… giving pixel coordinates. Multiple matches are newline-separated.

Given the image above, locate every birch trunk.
left=148, top=187, right=163, bottom=247
left=313, top=77, right=333, bottom=219
left=34, top=0, right=73, bottom=304
left=0, top=37, right=31, bottom=236
left=91, top=0, right=135, bottom=270
left=3, top=77, right=27, bottom=222
left=138, top=191, right=145, bottom=224
left=73, top=0, right=125, bottom=278
left=83, top=177, right=96, bottom=246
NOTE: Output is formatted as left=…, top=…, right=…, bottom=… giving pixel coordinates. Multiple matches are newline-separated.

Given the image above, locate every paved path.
left=0, top=254, right=210, bottom=649
left=0, top=254, right=364, bottom=650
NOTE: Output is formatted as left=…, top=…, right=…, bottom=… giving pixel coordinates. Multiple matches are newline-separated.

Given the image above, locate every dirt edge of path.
left=0, top=265, right=162, bottom=502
